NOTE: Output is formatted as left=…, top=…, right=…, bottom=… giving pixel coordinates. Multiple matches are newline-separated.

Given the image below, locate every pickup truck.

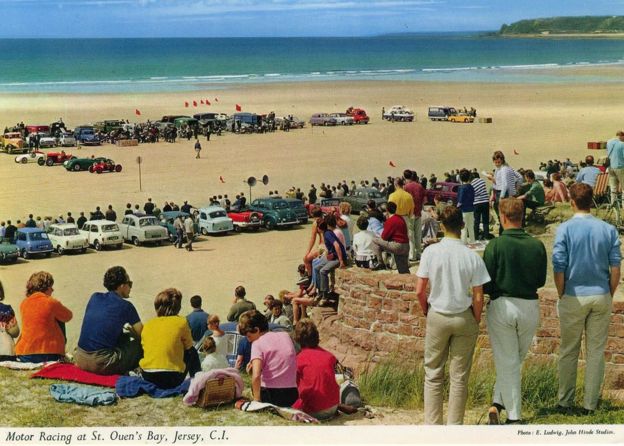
left=0, top=132, right=26, bottom=154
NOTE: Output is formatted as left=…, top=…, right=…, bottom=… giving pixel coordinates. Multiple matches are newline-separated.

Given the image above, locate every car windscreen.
left=367, top=190, right=383, bottom=198
left=139, top=217, right=159, bottom=227
left=271, top=201, right=288, bottom=210
left=209, top=211, right=227, bottom=218
left=63, top=228, right=79, bottom=236
left=102, top=224, right=119, bottom=232
left=289, top=202, right=303, bottom=209
left=29, top=232, right=49, bottom=241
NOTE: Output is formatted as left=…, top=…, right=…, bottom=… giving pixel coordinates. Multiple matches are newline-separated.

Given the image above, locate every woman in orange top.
left=546, top=173, right=570, bottom=203
left=15, top=271, right=72, bottom=363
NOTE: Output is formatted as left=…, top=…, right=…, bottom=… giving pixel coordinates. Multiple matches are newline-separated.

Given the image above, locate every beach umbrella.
left=135, top=109, right=141, bottom=116
left=236, top=104, right=242, bottom=112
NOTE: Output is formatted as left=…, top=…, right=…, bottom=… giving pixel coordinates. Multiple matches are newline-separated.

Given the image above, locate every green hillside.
left=499, top=16, right=624, bottom=35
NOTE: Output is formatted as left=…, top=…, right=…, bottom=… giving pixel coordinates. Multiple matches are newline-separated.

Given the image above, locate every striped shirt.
left=493, top=165, right=522, bottom=198
left=471, top=177, right=489, bottom=205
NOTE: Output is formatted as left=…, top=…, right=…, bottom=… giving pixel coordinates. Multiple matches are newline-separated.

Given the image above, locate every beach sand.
left=0, top=79, right=622, bottom=348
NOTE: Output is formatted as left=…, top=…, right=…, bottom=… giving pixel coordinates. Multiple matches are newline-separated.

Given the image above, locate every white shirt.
left=201, top=353, right=229, bottom=372
left=352, top=230, right=375, bottom=260
left=416, top=238, right=490, bottom=314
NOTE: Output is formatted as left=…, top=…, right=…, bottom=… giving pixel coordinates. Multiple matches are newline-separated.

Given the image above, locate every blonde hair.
left=208, top=314, right=220, bottom=325
left=201, top=336, right=216, bottom=354
left=498, top=198, right=524, bottom=224
left=339, top=202, right=352, bottom=215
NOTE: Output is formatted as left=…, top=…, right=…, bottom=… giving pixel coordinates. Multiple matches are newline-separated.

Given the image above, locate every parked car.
left=448, top=113, right=474, bottom=123
left=346, top=107, right=370, bottom=124
left=160, top=115, right=189, bottom=123
left=227, top=209, right=263, bottom=232
left=306, top=198, right=342, bottom=218
left=309, top=113, right=337, bottom=126
left=425, top=182, right=460, bottom=205
left=15, top=228, right=53, bottom=259
left=58, top=132, right=77, bottom=147
left=275, top=116, right=305, bottom=130
left=94, top=120, right=124, bottom=133
left=47, top=223, right=89, bottom=255
left=0, top=239, right=19, bottom=263
left=117, top=213, right=169, bottom=246
left=282, top=198, right=309, bottom=224
left=64, top=156, right=107, bottom=172
left=249, top=198, right=299, bottom=230
left=343, top=187, right=387, bottom=213
left=74, top=126, right=100, bottom=145
left=329, top=113, right=355, bottom=125
left=89, top=158, right=122, bottom=174
left=197, top=206, right=234, bottom=235
left=428, top=106, right=475, bottom=123
left=159, top=211, right=198, bottom=242
left=15, top=150, right=45, bottom=164
left=383, top=105, right=414, bottom=122
left=38, top=150, right=76, bottom=166
left=37, top=133, right=57, bottom=148
left=80, top=220, right=123, bottom=250
left=174, top=117, right=199, bottom=130
left=0, top=132, right=26, bottom=154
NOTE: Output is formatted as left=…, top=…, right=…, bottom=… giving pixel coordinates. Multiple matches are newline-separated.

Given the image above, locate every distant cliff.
left=499, top=16, right=624, bottom=35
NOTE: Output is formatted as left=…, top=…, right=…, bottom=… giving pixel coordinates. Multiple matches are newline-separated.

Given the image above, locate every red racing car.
left=227, top=209, right=263, bottom=232
left=89, top=158, right=122, bottom=174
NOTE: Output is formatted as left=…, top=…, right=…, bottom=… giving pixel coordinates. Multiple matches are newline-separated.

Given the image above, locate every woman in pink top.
left=238, top=310, right=298, bottom=407
left=546, top=173, right=570, bottom=202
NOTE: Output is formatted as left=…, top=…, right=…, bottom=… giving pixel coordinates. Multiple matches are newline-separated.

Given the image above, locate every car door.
left=119, top=216, right=132, bottom=240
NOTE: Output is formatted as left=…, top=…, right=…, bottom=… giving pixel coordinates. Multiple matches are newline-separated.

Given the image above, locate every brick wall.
left=313, top=268, right=624, bottom=396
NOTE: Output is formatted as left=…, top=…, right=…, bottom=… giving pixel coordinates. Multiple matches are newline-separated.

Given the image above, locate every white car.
left=37, top=133, right=57, bottom=148
left=197, top=206, right=234, bottom=235
left=118, top=213, right=169, bottom=246
left=329, top=113, right=355, bottom=125
left=14, top=151, right=45, bottom=164
left=47, top=223, right=89, bottom=255
left=80, top=220, right=123, bottom=250
left=58, top=132, right=76, bottom=147
left=383, top=105, right=414, bottom=122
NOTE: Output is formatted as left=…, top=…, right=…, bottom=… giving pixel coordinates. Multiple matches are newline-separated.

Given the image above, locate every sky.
left=2, top=0, right=624, bottom=38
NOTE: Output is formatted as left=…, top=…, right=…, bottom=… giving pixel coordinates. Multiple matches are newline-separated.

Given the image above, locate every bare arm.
left=610, top=266, right=621, bottom=297
left=554, top=272, right=565, bottom=298
left=416, top=277, right=429, bottom=316
left=131, top=321, right=143, bottom=338
left=471, top=285, right=484, bottom=324
left=251, top=358, right=262, bottom=402
left=333, top=241, right=345, bottom=267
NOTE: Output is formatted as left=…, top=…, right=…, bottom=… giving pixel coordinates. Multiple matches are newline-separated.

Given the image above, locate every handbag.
left=196, top=376, right=236, bottom=408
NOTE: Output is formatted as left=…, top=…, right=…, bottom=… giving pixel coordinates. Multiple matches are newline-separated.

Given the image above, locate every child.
left=269, top=300, right=292, bottom=329
left=457, top=169, right=475, bottom=244
left=200, top=336, right=229, bottom=372
left=352, top=215, right=375, bottom=268
left=207, top=314, right=228, bottom=358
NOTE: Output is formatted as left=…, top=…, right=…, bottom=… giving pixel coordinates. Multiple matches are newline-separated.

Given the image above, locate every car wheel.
left=21, top=157, right=28, bottom=164
left=45, top=252, right=51, bottom=258
left=37, top=157, right=46, bottom=166
left=132, top=237, right=140, bottom=247
left=46, top=158, right=54, bottom=166
left=324, top=121, right=329, bottom=126
left=0, top=252, right=6, bottom=262
left=81, top=247, right=87, bottom=253
left=264, top=219, right=276, bottom=230
left=200, top=227, right=208, bottom=236
left=7, top=145, right=13, bottom=154
left=21, top=250, right=29, bottom=259
left=73, top=164, right=81, bottom=171
left=234, top=225, right=242, bottom=233
left=96, top=168, right=102, bottom=174
left=56, top=246, right=64, bottom=255
left=168, top=233, right=176, bottom=243
left=115, top=164, right=122, bottom=172
left=94, top=240, right=102, bottom=251
left=116, top=244, right=123, bottom=250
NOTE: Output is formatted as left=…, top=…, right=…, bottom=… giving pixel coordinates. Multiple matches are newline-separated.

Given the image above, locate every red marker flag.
left=205, top=99, right=211, bottom=105
left=513, top=149, right=519, bottom=155
left=219, top=176, right=225, bottom=183
left=135, top=109, right=141, bottom=116
left=235, top=104, right=242, bottom=112
left=193, top=100, right=198, bottom=107
left=200, top=100, right=204, bottom=105
left=214, top=97, right=219, bottom=102
left=389, top=160, right=396, bottom=167
left=184, top=101, right=189, bottom=108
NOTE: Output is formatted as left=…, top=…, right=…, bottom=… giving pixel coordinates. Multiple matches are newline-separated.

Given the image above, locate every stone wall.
left=313, top=268, right=624, bottom=395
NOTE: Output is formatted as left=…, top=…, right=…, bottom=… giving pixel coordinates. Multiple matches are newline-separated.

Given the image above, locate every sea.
left=2, top=33, right=624, bottom=94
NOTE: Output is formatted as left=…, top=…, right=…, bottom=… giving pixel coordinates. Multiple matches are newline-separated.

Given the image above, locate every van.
left=428, top=106, right=456, bottom=121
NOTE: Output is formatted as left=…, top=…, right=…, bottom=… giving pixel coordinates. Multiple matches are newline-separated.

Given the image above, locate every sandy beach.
left=1, top=77, right=623, bottom=349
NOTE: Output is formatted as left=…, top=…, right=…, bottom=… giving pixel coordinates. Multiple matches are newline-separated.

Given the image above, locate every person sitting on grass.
left=139, top=288, right=200, bottom=389
left=15, top=272, right=73, bottom=363
left=238, top=310, right=298, bottom=407
left=200, top=336, right=229, bottom=372
left=269, top=300, right=292, bottom=330
left=0, top=280, right=20, bottom=361
left=292, top=319, right=340, bottom=420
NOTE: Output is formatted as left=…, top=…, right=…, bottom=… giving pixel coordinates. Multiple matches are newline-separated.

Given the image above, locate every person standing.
left=471, top=172, right=490, bottom=240
left=144, top=198, right=155, bottom=215
left=416, top=206, right=490, bottom=425
left=184, top=215, right=195, bottom=252
left=487, top=151, right=522, bottom=236
left=194, top=140, right=202, bottom=159
left=403, top=170, right=426, bottom=261
left=173, top=215, right=184, bottom=249
left=457, top=169, right=475, bottom=244
left=607, top=130, right=624, bottom=207
left=483, top=198, right=547, bottom=424
left=76, top=212, right=87, bottom=229
left=105, top=205, right=117, bottom=222
left=552, top=183, right=621, bottom=414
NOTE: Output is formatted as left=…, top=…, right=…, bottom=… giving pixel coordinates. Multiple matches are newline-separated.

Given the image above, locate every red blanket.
left=31, top=363, right=120, bottom=388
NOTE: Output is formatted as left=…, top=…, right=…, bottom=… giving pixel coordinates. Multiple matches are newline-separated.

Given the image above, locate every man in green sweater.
left=482, top=198, right=547, bottom=425
left=517, top=169, right=545, bottom=226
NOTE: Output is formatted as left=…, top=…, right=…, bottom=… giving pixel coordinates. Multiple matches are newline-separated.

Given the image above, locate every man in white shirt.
left=352, top=215, right=376, bottom=268
left=416, top=205, right=491, bottom=425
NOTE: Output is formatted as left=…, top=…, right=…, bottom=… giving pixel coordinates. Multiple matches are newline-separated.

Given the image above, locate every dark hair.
left=318, top=220, right=328, bottom=231
left=492, top=150, right=506, bottom=163
left=235, top=285, right=246, bottom=299
left=569, top=183, right=592, bottom=210
left=459, top=169, right=471, bottom=183
left=356, top=215, right=369, bottom=230
left=26, top=271, right=54, bottom=296
left=386, top=201, right=397, bottom=215
left=154, top=288, right=182, bottom=317
left=190, top=295, right=202, bottom=309
left=395, top=177, right=405, bottom=187
left=403, top=169, right=413, bottom=180
left=440, top=205, right=463, bottom=234
left=294, top=319, right=320, bottom=348
left=524, top=169, right=535, bottom=180
left=325, top=213, right=337, bottom=228
left=585, top=155, right=594, bottom=166
left=367, top=199, right=377, bottom=210
left=0, top=280, right=3, bottom=301
left=471, top=171, right=480, bottom=180
left=311, top=207, right=323, bottom=218
left=238, top=310, right=269, bottom=336
left=297, top=264, right=306, bottom=274
left=271, top=299, right=283, bottom=310
left=103, top=266, right=129, bottom=291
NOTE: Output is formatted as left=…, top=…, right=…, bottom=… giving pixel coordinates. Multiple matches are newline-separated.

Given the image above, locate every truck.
left=0, top=132, right=26, bottom=154
left=428, top=106, right=475, bottom=123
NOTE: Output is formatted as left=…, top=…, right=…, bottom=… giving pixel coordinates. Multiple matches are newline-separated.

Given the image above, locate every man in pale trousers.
left=606, top=130, right=624, bottom=207
left=416, top=205, right=490, bottom=424
left=552, top=183, right=621, bottom=413
left=483, top=198, right=547, bottom=424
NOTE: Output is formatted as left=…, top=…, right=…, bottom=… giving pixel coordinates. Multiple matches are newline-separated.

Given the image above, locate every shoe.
left=553, top=404, right=573, bottom=415
left=580, top=408, right=595, bottom=416
left=318, top=298, right=329, bottom=307
left=371, top=263, right=386, bottom=271
left=296, top=276, right=311, bottom=287
left=488, top=406, right=500, bottom=425
left=505, top=419, right=522, bottom=425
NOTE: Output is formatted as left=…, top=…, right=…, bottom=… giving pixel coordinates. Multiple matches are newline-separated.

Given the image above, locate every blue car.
left=15, top=228, right=54, bottom=259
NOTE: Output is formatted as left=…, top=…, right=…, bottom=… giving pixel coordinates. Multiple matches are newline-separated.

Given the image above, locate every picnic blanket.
left=116, top=375, right=190, bottom=398
left=235, top=399, right=319, bottom=424
left=31, top=363, right=120, bottom=388
left=0, top=360, right=57, bottom=370
left=183, top=368, right=244, bottom=406
left=50, top=384, right=117, bottom=406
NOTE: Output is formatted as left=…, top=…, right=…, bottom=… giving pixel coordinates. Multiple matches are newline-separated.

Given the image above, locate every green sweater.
left=483, top=228, right=547, bottom=300
left=525, top=181, right=545, bottom=205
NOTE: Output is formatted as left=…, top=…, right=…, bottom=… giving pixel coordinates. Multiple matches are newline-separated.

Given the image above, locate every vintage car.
left=346, top=107, right=370, bottom=124
left=282, top=198, right=309, bottom=224
left=275, top=116, right=305, bottom=130
left=159, top=211, right=199, bottom=242
left=329, top=113, right=355, bottom=125
left=37, top=133, right=57, bottom=148
left=47, top=223, right=89, bottom=255
left=0, top=239, right=19, bottom=263
left=38, top=151, right=76, bottom=166
left=383, top=105, right=414, bottom=122
left=249, top=198, right=299, bottom=230
left=15, top=228, right=53, bottom=259
left=64, top=156, right=107, bottom=172
left=117, top=213, right=169, bottom=246
left=425, top=182, right=460, bottom=205
left=58, top=132, right=77, bottom=147
left=0, top=132, right=26, bottom=154
left=15, top=150, right=45, bottom=164
left=306, top=197, right=342, bottom=218
left=227, top=209, right=263, bottom=232
left=89, top=158, right=122, bottom=174
left=343, top=187, right=387, bottom=213
left=174, top=117, right=199, bottom=130
left=160, top=115, right=189, bottom=123
left=309, top=113, right=337, bottom=126
left=80, top=220, right=123, bottom=250
left=94, top=120, right=124, bottom=133
left=197, top=206, right=234, bottom=235
left=74, top=126, right=100, bottom=145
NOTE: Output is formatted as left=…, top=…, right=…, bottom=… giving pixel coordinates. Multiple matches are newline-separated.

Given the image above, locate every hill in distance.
left=499, top=16, right=624, bottom=35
